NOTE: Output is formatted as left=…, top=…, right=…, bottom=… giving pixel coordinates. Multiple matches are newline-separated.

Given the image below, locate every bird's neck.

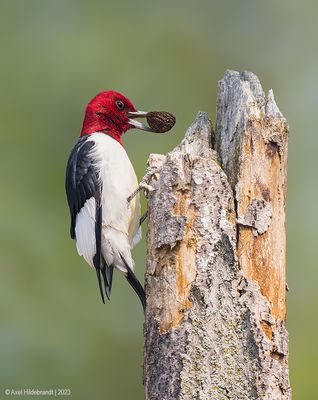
left=80, top=109, right=123, bottom=144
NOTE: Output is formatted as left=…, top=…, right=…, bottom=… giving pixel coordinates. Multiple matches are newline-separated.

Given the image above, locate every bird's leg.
left=139, top=211, right=148, bottom=226
left=127, top=187, right=139, bottom=204
left=127, top=166, right=161, bottom=204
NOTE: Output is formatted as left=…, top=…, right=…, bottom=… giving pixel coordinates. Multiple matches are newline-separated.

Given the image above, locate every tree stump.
left=143, top=70, right=290, bottom=400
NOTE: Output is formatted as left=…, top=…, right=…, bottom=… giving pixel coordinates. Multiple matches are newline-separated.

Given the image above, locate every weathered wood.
left=144, top=71, right=290, bottom=400
left=215, top=70, right=289, bottom=322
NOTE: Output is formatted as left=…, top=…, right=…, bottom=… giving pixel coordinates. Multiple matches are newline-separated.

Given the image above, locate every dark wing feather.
left=65, top=136, right=109, bottom=303
left=93, top=187, right=104, bottom=303
left=65, top=136, right=99, bottom=239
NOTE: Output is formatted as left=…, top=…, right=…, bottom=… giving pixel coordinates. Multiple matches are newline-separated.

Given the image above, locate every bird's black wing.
left=65, top=136, right=108, bottom=303
left=65, top=136, right=100, bottom=239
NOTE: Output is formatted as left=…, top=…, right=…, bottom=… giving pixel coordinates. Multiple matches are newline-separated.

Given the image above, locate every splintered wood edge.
left=215, top=70, right=288, bottom=322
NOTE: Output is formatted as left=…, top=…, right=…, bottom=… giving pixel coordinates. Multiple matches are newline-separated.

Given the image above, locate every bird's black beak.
left=127, top=110, right=153, bottom=132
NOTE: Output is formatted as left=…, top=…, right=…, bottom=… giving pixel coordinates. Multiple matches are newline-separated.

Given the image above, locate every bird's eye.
left=116, top=100, right=125, bottom=110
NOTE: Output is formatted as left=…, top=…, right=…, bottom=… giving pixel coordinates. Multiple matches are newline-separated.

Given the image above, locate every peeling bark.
left=144, top=71, right=290, bottom=400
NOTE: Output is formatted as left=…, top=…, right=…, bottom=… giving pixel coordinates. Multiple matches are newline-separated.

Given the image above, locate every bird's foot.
left=127, top=166, right=161, bottom=203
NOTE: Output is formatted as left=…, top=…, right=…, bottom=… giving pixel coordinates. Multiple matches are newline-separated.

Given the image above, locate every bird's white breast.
left=75, top=133, right=141, bottom=269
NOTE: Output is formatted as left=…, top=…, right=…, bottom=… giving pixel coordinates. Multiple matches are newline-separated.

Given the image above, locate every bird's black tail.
left=93, top=256, right=114, bottom=303
left=101, top=262, right=114, bottom=301
left=125, top=268, right=146, bottom=313
left=95, top=267, right=105, bottom=304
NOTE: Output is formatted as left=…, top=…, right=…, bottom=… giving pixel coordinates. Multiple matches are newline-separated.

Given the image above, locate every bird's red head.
left=80, top=91, right=151, bottom=144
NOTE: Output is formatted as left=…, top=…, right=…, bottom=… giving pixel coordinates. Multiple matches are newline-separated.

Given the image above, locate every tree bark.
left=143, top=70, right=291, bottom=400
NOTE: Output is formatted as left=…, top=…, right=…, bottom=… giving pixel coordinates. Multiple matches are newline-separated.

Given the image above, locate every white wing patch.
left=75, top=197, right=96, bottom=268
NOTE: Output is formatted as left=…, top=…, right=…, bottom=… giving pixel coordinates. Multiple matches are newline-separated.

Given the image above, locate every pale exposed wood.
left=143, top=71, right=290, bottom=400
left=215, top=70, right=289, bottom=321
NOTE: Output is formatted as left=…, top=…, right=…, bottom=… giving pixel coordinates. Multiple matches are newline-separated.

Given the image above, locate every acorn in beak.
left=127, top=111, right=176, bottom=133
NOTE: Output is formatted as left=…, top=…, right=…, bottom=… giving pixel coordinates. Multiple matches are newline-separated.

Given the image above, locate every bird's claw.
left=127, top=166, right=160, bottom=203
left=139, top=182, right=155, bottom=193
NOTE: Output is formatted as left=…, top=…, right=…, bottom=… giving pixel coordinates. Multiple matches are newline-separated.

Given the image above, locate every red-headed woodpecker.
left=65, top=91, right=175, bottom=311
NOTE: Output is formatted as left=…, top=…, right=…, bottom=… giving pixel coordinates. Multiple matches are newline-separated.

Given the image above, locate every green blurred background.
left=0, top=0, right=316, bottom=398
